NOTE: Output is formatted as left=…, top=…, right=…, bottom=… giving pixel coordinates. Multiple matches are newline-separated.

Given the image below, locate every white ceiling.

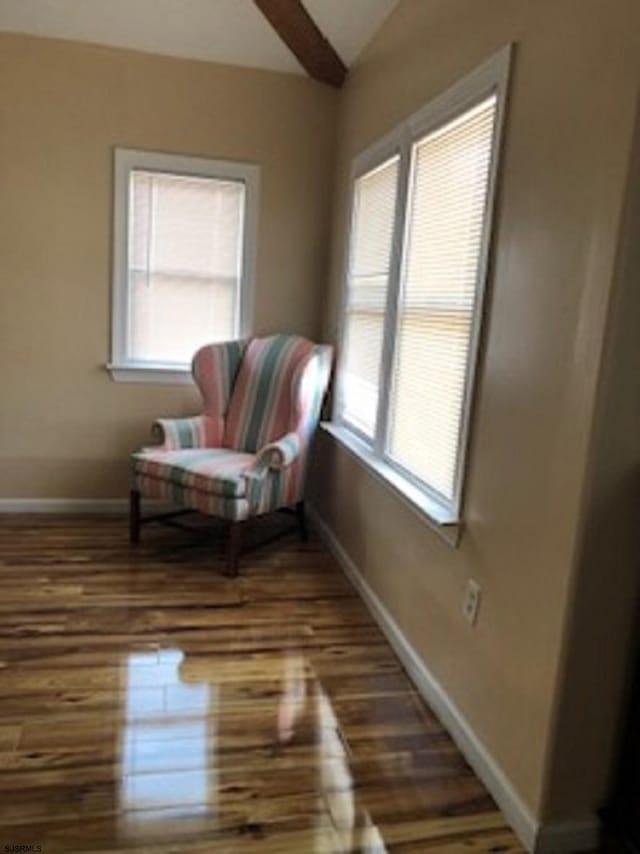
left=0, top=0, right=398, bottom=75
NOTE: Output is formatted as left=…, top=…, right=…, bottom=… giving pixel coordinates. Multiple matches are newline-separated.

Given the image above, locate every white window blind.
left=334, top=46, right=510, bottom=523
left=110, top=148, right=258, bottom=382
left=128, top=171, right=245, bottom=365
left=339, top=156, right=399, bottom=437
left=388, top=96, right=498, bottom=501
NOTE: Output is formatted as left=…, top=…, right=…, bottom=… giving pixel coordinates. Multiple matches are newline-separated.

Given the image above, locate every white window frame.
left=328, top=45, right=512, bottom=543
left=108, top=148, right=259, bottom=383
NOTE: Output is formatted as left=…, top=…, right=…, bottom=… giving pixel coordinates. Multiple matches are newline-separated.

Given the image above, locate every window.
left=340, top=155, right=399, bottom=436
left=332, top=47, right=511, bottom=532
left=109, top=149, right=259, bottom=382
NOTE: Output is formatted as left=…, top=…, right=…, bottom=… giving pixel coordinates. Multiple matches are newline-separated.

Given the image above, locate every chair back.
left=191, top=339, right=247, bottom=445
left=223, top=334, right=329, bottom=453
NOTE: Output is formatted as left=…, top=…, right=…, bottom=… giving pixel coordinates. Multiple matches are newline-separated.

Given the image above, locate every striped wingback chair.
left=130, top=334, right=333, bottom=575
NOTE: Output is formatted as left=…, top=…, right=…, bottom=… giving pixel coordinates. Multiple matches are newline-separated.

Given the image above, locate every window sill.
left=320, top=422, right=462, bottom=548
left=106, top=363, right=194, bottom=384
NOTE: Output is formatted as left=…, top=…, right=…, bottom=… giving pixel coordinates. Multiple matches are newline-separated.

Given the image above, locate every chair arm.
left=250, top=432, right=302, bottom=473
left=150, top=416, right=213, bottom=450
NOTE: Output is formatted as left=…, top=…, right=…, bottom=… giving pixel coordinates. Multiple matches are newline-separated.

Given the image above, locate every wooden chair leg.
left=225, top=521, right=242, bottom=577
left=296, top=501, right=308, bottom=543
left=129, top=490, right=141, bottom=545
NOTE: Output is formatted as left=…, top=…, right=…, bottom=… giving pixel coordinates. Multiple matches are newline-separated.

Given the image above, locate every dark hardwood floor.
left=0, top=514, right=524, bottom=852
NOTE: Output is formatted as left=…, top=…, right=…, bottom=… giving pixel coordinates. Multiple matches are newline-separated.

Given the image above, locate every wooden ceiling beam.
left=254, top=0, right=347, bottom=88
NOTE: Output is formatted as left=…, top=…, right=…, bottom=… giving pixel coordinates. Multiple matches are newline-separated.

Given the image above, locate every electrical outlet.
left=463, top=579, right=481, bottom=626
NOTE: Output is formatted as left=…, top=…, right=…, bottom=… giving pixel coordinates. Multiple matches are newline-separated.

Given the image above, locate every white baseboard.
left=0, top=498, right=171, bottom=514
left=308, top=505, right=600, bottom=854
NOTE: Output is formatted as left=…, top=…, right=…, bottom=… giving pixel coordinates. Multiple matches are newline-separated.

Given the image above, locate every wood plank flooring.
left=0, top=514, right=524, bottom=853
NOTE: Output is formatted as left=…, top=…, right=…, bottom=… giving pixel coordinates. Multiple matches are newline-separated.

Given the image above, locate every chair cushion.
left=223, top=334, right=316, bottom=453
left=131, top=448, right=255, bottom=498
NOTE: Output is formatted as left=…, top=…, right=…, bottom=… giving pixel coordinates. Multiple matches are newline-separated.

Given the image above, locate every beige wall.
left=540, top=98, right=640, bottom=821
left=311, top=0, right=640, bottom=823
left=0, top=33, right=337, bottom=498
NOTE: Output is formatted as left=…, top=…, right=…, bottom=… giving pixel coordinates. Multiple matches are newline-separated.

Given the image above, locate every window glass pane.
left=339, top=156, right=399, bottom=436
left=388, top=96, right=497, bottom=500
left=127, top=171, right=244, bottom=364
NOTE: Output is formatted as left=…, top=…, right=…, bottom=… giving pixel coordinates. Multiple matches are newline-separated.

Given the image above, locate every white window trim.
left=331, top=44, right=512, bottom=541
left=107, top=148, right=259, bottom=384
left=322, top=421, right=462, bottom=546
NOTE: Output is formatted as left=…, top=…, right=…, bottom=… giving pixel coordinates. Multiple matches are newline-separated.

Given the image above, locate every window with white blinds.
left=334, top=49, right=510, bottom=521
left=339, top=156, right=399, bottom=437
left=110, top=149, right=258, bottom=382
